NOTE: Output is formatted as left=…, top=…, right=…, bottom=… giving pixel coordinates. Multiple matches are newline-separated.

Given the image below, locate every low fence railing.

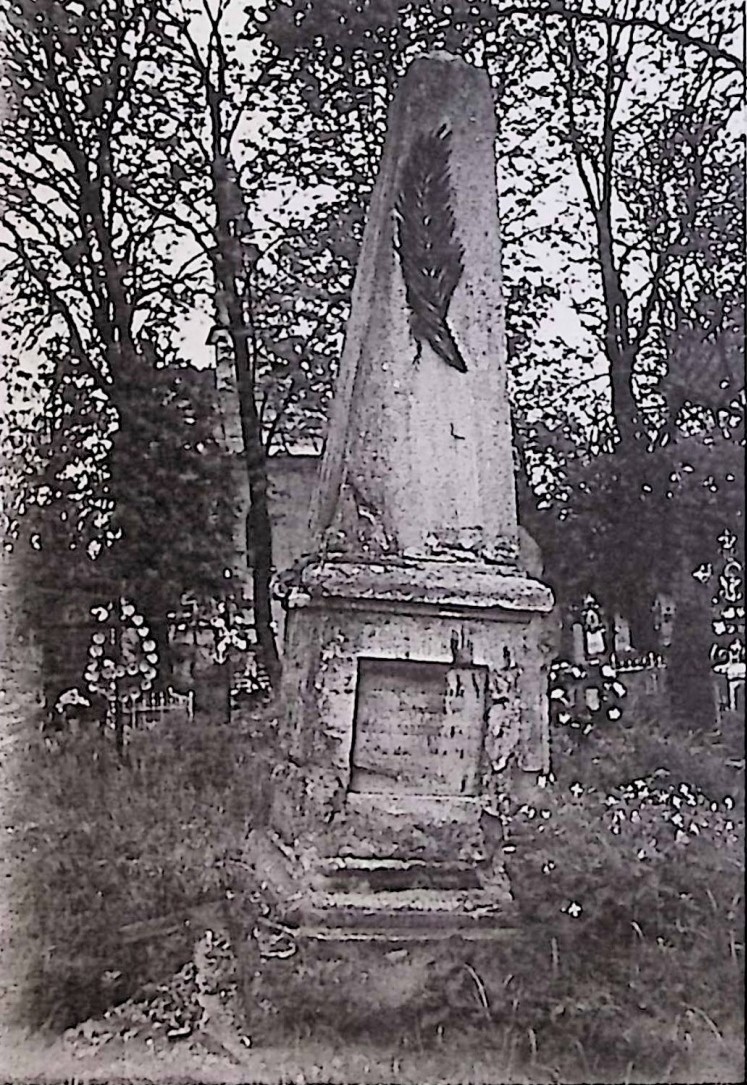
left=121, top=688, right=194, bottom=731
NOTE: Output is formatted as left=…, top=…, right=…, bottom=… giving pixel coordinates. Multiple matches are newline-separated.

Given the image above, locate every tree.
left=10, top=357, right=236, bottom=704
left=166, top=0, right=287, bottom=684
left=0, top=0, right=235, bottom=685
left=536, top=2, right=743, bottom=447
left=167, top=0, right=380, bottom=679
left=0, top=0, right=356, bottom=689
left=249, top=0, right=744, bottom=725
left=0, top=0, right=211, bottom=396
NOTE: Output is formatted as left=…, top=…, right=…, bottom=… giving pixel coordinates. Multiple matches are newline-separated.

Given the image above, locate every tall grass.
left=487, top=707, right=745, bottom=1081
left=9, top=702, right=744, bottom=1083
left=14, top=715, right=268, bottom=1029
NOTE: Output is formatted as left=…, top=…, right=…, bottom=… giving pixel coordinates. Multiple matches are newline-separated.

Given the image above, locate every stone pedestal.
left=250, top=561, right=552, bottom=940
left=247, top=53, right=554, bottom=950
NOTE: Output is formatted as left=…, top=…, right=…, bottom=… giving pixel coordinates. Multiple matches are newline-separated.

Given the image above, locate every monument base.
left=257, top=556, right=552, bottom=945
left=239, top=828, right=517, bottom=1031
left=243, top=923, right=516, bottom=1032
left=246, top=825, right=516, bottom=943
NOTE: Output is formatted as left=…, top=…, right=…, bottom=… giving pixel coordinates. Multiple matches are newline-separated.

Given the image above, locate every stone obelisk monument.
left=249, top=53, right=554, bottom=944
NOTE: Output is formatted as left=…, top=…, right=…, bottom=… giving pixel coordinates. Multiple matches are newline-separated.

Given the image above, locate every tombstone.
left=571, top=621, right=586, bottom=664
left=613, top=613, right=633, bottom=656
left=653, top=591, right=675, bottom=649
left=247, top=54, right=554, bottom=964
left=581, top=594, right=607, bottom=659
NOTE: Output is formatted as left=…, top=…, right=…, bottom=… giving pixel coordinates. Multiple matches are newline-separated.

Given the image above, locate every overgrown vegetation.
left=9, top=699, right=743, bottom=1081
left=12, top=714, right=268, bottom=1030
left=495, top=712, right=744, bottom=1081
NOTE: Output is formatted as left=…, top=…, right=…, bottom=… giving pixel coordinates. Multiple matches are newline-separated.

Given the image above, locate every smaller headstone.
left=653, top=592, right=675, bottom=648
left=614, top=613, right=632, bottom=655
left=584, top=687, right=601, bottom=713
left=571, top=622, right=586, bottom=664
left=582, top=596, right=606, bottom=659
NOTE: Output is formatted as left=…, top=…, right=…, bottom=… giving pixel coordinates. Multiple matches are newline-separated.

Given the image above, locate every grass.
left=493, top=705, right=744, bottom=1081
left=9, top=711, right=270, bottom=1030
left=4, top=701, right=744, bottom=1084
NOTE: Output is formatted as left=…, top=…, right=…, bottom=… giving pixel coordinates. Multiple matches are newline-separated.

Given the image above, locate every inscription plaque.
left=350, top=657, right=486, bottom=796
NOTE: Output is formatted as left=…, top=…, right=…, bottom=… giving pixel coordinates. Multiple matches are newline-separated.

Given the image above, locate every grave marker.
left=247, top=53, right=555, bottom=946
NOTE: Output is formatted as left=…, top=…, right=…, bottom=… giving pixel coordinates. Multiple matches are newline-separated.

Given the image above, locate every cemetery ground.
left=1, top=692, right=743, bottom=1085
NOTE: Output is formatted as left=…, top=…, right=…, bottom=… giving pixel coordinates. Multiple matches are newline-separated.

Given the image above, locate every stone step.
left=318, top=855, right=483, bottom=892
left=300, top=885, right=517, bottom=937
left=299, top=881, right=516, bottom=933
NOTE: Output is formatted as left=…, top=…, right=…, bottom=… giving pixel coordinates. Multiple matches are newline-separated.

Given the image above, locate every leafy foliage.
left=0, top=0, right=211, bottom=392
left=0, top=0, right=237, bottom=679
left=8, top=359, right=236, bottom=700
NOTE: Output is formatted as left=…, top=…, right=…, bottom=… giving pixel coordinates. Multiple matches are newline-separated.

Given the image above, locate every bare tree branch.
left=496, top=2, right=744, bottom=72
left=1, top=221, right=111, bottom=395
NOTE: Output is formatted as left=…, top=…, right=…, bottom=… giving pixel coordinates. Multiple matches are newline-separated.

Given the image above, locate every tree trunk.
left=113, top=594, right=125, bottom=754
left=210, top=143, right=281, bottom=689
left=233, top=345, right=282, bottom=688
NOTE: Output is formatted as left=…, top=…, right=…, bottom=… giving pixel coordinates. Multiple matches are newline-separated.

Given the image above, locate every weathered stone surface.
left=349, top=657, right=485, bottom=796
left=289, top=559, right=554, bottom=613
left=253, top=53, right=555, bottom=947
left=309, top=53, right=518, bottom=567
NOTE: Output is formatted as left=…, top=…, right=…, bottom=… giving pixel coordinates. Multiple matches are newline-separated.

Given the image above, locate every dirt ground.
left=0, top=1019, right=744, bottom=1085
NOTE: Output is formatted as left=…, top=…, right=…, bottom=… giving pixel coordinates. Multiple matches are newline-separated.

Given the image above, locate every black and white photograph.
left=0, top=1, right=744, bottom=1081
